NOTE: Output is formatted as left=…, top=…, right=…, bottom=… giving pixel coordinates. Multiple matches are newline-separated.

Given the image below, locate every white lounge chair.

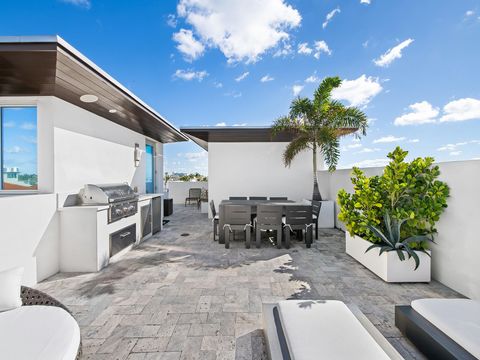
left=396, top=298, right=480, bottom=359
left=263, top=300, right=403, bottom=360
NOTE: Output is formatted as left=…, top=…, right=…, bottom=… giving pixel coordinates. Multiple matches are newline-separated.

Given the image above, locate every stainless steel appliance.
left=79, top=183, right=138, bottom=223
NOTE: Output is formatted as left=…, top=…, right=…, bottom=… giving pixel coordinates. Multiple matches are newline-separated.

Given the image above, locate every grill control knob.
left=115, top=209, right=123, bottom=216
left=128, top=205, right=135, bottom=212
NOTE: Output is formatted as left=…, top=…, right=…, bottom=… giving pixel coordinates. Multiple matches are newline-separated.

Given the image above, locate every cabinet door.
left=141, top=203, right=152, bottom=238
left=152, top=197, right=162, bottom=234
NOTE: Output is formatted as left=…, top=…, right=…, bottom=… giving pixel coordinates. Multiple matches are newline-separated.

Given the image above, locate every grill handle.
left=119, top=231, right=131, bottom=239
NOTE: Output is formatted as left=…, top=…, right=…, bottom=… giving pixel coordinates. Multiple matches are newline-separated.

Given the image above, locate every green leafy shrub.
left=338, top=147, right=449, bottom=248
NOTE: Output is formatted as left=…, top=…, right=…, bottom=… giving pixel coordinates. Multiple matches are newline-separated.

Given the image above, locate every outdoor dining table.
left=218, top=199, right=305, bottom=244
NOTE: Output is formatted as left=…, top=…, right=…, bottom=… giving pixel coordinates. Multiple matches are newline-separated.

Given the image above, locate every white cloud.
left=60, top=0, right=90, bottom=8
left=465, top=10, right=475, bottom=17
left=224, top=91, right=242, bottom=98
left=348, top=143, right=362, bottom=149
left=437, top=140, right=480, bottom=152
left=233, top=123, right=247, bottom=126
left=394, top=101, right=439, bottom=126
left=183, top=151, right=208, bottom=161
left=297, top=42, right=313, bottom=55
left=3, top=121, right=15, bottom=128
left=5, top=146, right=27, bottom=154
left=332, top=75, right=382, bottom=106
left=235, top=72, right=250, bottom=82
left=374, top=38, right=414, bottom=67
left=342, top=158, right=390, bottom=169
left=450, top=151, right=462, bottom=156
left=440, top=98, right=480, bottom=122
left=356, top=147, right=380, bottom=154
left=292, top=85, right=304, bottom=96
left=216, top=122, right=227, bottom=126
left=260, top=75, right=274, bottom=82
left=167, top=14, right=178, bottom=28
left=362, top=40, right=369, bottom=48
left=173, top=69, right=208, bottom=81
left=322, top=8, right=340, bottom=29
left=21, top=123, right=36, bottom=130
left=305, top=74, right=320, bottom=83
left=173, top=29, right=205, bottom=61
left=373, top=135, right=406, bottom=143
left=360, top=0, right=371, bottom=4
left=213, top=81, right=223, bottom=88
left=274, top=43, right=293, bottom=57
left=408, top=139, right=420, bottom=143
left=176, top=0, right=301, bottom=63
left=313, top=40, right=331, bottom=59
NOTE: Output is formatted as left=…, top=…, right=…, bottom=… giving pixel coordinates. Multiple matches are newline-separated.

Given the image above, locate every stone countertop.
left=137, top=193, right=164, bottom=201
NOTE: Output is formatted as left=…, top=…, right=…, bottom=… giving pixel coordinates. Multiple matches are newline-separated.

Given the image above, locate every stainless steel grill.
left=79, top=183, right=138, bottom=223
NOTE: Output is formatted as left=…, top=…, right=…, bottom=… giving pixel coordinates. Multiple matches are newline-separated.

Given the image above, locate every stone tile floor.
left=38, top=205, right=460, bottom=360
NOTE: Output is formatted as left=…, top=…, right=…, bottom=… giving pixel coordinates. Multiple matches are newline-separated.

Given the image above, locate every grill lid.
left=80, top=183, right=137, bottom=205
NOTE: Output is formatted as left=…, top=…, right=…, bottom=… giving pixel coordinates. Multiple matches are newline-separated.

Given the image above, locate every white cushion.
left=412, top=298, right=480, bottom=358
left=0, top=305, right=80, bottom=360
left=278, top=300, right=390, bottom=360
left=0, top=267, right=23, bottom=312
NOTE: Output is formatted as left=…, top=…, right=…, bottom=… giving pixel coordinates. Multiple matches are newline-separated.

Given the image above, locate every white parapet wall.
left=208, top=142, right=324, bottom=216
left=318, top=159, right=480, bottom=300
left=167, top=181, right=208, bottom=204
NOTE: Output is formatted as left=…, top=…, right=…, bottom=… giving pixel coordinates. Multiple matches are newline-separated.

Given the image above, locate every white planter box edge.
left=345, top=232, right=431, bottom=283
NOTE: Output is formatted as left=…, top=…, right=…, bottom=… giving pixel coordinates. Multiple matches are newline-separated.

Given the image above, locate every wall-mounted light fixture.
left=134, top=143, right=141, bottom=167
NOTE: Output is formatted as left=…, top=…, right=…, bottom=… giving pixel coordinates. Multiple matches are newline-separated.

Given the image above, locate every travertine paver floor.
left=38, top=205, right=460, bottom=360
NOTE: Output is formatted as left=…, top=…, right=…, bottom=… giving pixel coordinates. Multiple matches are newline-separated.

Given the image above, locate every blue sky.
left=1, top=0, right=480, bottom=175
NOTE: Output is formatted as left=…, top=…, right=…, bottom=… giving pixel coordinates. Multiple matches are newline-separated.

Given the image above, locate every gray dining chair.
left=283, top=205, right=313, bottom=249
left=249, top=196, right=268, bottom=200
left=255, top=205, right=283, bottom=249
left=185, top=188, right=202, bottom=206
left=223, top=205, right=253, bottom=249
left=312, top=200, right=322, bottom=240
left=269, top=197, right=288, bottom=201
left=229, top=196, right=247, bottom=200
left=210, top=200, right=219, bottom=241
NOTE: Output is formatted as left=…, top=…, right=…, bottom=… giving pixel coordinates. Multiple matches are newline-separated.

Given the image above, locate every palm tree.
left=272, top=76, right=368, bottom=201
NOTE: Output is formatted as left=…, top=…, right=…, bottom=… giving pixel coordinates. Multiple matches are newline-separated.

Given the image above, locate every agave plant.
left=366, top=212, right=433, bottom=270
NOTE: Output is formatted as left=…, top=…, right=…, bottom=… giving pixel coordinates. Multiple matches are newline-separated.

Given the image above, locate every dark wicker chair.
left=283, top=205, right=313, bottom=249
left=20, top=286, right=82, bottom=359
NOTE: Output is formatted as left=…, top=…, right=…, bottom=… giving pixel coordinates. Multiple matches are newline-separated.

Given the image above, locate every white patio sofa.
left=396, top=298, right=480, bottom=360
left=263, top=300, right=403, bottom=360
left=0, top=286, right=81, bottom=360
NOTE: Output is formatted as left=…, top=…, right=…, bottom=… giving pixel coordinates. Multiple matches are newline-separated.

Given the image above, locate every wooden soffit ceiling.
left=0, top=36, right=187, bottom=143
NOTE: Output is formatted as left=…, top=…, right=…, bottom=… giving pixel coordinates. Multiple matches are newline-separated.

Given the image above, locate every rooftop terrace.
left=37, top=206, right=460, bottom=360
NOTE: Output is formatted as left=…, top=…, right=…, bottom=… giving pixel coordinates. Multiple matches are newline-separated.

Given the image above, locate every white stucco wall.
left=318, top=159, right=480, bottom=300
left=167, top=181, right=208, bottom=204
left=0, top=96, right=165, bottom=284
left=208, top=142, right=323, bottom=215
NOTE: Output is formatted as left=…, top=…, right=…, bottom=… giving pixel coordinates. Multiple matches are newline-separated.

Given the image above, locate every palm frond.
left=272, top=116, right=302, bottom=136
left=289, top=97, right=315, bottom=121
left=329, top=104, right=368, bottom=136
left=313, top=76, right=342, bottom=109
left=283, top=134, right=311, bottom=167
left=319, top=138, right=340, bottom=171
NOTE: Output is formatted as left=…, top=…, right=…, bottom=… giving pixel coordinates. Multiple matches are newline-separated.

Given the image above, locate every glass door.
left=145, top=143, right=155, bottom=193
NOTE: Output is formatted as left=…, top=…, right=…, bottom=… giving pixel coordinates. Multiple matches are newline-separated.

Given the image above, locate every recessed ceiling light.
left=80, top=94, right=98, bottom=103
left=109, top=109, right=117, bottom=114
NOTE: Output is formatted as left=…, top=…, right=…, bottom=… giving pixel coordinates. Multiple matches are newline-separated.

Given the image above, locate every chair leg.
left=245, top=228, right=251, bottom=249
left=213, top=220, right=217, bottom=241
left=224, top=228, right=230, bottom=249
left=256, top=227, right=261, bottom=248
left=276, top=226, right=282, bottom=249
left=284, top=227, right=290, bottom=249
left=306, top=227, right=312, bottom=248
left=315, top=219, right=318, bottom=240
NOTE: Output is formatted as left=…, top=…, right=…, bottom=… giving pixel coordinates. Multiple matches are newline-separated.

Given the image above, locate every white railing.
left=166, top=181, right=208, bottom=204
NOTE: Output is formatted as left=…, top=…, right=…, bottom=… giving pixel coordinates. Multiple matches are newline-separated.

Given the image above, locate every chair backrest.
left=189, top=188, right=202, bottom=198
left=210, top=200, right=216, bottom=217
left=229, top=196, right=247, bottom=200
left=269, top=196, right=288, bottom=201
left=312, top=200, right=322, bottom=217
left=256, top=205, right=283, bottom=226
left=249, top=196, right=267, bottom=200
left=223, top=205, right=251, bottom=225
left=285, top=205, right=313, bottom=226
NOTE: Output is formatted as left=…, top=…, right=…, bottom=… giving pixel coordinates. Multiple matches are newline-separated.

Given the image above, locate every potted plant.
left=337, top=147, right=449, bottom=282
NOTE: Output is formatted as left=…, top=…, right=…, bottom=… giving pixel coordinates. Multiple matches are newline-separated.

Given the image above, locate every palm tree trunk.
left=312, top=144, right=322, bottom=201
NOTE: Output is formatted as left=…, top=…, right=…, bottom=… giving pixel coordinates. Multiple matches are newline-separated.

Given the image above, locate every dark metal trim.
left=272, top=306, right=291, bottom=360
left=395, top=305, right=476, bottom=360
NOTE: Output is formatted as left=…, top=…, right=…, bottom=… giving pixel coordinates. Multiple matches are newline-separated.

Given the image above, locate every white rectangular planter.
left=345, top=232, right=431, bottom=283
left=317, top=200, right=335, bottom=228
